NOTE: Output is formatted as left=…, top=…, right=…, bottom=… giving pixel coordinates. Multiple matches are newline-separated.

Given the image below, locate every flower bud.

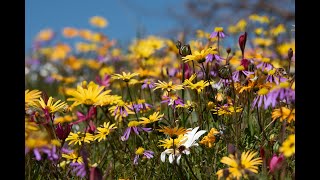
left=218, top=65, right=231, bottom=79
left=239, top=32, right=247, bottom=57
left=288, top=48, right=293, bottom=60
left=226, top=47, right=231, bottom=54
left=55, top=123, right=72, bottom=141
left=227, top=144, right=236, bottom=155
left=180, top=44, right=192, bottom=57
left=240, top=58, right=250, bottom=70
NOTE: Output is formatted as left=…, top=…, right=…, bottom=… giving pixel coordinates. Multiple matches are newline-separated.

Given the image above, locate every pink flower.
left=269, top=154, right=284, bottom=173
left=239, top=32, right=247, bottom=58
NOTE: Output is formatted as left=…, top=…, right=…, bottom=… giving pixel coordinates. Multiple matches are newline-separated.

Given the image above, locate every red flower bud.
left=55, top=123, right=72, bottom=141
left=239, top=32, right=247, bottom=58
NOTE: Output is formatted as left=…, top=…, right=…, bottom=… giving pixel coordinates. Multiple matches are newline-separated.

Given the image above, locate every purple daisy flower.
left=265, top=82, right=295, bottom=107
left=32, top=146, right=59, bottom=161
left=256, top=60, right=273, bottom=72
left=133, top=100, right=152, bottom=112
left=251, top=88, right=269, bottom=109
left=134, top=147, right=154, bottom=165
left=210, top=27, right=226, bottom=38
left=161, top=95, right=184, bottom=108
left=232, top=67, right=254, bottom=82
left=70, top=162, right=86, bottom=178
left=142, top=79, right=155, bottom=89
left=121, top=121, right=152, bottom=141
left=206, top=54, right=224, bottom=64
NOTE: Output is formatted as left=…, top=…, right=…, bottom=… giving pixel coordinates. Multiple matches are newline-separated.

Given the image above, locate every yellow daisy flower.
left=94, top=122, right=117, bottom=142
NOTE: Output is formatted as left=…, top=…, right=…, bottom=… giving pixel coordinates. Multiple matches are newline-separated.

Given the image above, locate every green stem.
left=126, top=82, right=139, bottom=121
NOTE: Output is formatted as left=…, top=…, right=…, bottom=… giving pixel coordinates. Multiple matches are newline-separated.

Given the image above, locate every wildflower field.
left=25, top=14, right=295, bottom=179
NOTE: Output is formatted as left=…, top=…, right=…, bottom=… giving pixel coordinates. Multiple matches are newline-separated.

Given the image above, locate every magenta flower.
left=70, top=162, right=86, bottom=178
left=55, top=123, right=72, bottom=141
left=269, top=154, right=284, bottom=173
left=71, top=106, right=96, bottom=125
left=121, top=121, right=152, bottom=141
left=133, top=147, right=154, bottom=165
left=96, top=74, right=111, bottom=87
left=161, top=95, right=184, bottom=108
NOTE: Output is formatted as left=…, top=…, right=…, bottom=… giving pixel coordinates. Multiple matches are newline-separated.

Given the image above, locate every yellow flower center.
left=236, top=65, right=245, bottom=71
left=279, top=82, right=290, bottom=88
left=268, top=69, right=276, bottom=75
left=262, top=58, right=270, bottom=63
left=128, top=121, right=140, bottom=127
left=135, top=147, right=145, bottom=155
left=84, top=99, right=94, bottom=105
left=257, top=88, right=269, bottom=95
left=214, top=27, right=224, bottom=32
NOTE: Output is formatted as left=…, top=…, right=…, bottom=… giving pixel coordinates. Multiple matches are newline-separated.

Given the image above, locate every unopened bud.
left=288, top=48, right=293, bottom=60
left=218, top=65, right=231, bottom=79
left=175, top=41, right=182, bottom=49
left=239, top=32, right=247, bottom=57
left=227, top=144, right=236, bottom=155
left=226, top=47, right=231, bottom=54
left=180, top=44, right=192, bottom=56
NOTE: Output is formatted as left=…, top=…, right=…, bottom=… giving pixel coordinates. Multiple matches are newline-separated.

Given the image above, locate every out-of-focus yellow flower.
left=254, top=28, right=265, bottom=35
left=79, top=29, right=93, bottom=41
left=270, top=24, right=286, bottom=36
left=62, top=27, right=78, bottom=38
left=64, top=56, right=83, bottom=70
left=249, top=14, right=270, bottom=24
left=51, top=43, right=71, bottom=60
left=99, top=66, right=115, bottom=77
left=253, top=38, right=273, bottom=47
left=272, top=107, right=295, bottom=123
left=54, top=115, right=75, bottom=124
left=36, top=29, right=54, bottom=42
left=196, top=29, right=210, bottom=39
left=277, top=42, right=295, bottom=56
left=90, top=16, right=108, bottom=28
left=200, top=128, right=219, bottom=148
left=111, top=72, right=139, bottom=82
left=86, top=59, right=101, bottom=69
left=279, top=134, right=295, bottom=157
left=236, top=19, right=247, bottom=31
left=76, top=42, right=97, bottom=52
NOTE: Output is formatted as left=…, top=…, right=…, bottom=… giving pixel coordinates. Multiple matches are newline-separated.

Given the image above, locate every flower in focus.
left=25, top=89, right=42, bottom=106
left=90, top=16, right=108, bottom=28
left=160, top=127, right=206, bottom=164
left=200, top=128, right=220, bottom=148
left=154, top=80, right=183, bottom=92
left=279, top=134, right=295, bottom=157
left=67, top=81, right=111, bottom=106
left=133, top=147, right=154, bottom=165
left=111, top=72, right=139, bottom=82
left=158, top=126, right=189, bottom=139
left=94, top=122, right=117, bottom=142
left=65, top=132, right=94, bottom=146
left=121, top=121, right=152, bottom=141
left=108, top=100, right=135, bottom=122
left=216, top=150, right=263, bottom=179
left=139, top=111, right=164, bottom=125
left=34, top=96, right=67, bottom=113
left=133, top=99, right=152, bottom=112
left=182, top=48, right=217, bottom=63
left=161, top=94, right=184, bottom=108
left=251, top=88, right=269, bottom=109
left=184, top=80, right=210, bottom=93
left=210, top=27, right=226, bottom=38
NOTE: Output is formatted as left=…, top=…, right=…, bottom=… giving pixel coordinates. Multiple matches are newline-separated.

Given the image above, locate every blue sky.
left=26, top=0, right=184, bottom=51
